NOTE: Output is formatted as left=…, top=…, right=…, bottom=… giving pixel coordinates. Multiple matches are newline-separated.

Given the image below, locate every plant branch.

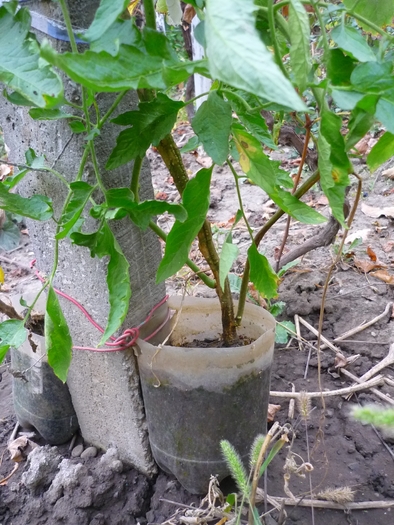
left=142, top=0, right=157, bottom=30
left=130, top=156, right=143, bottom=201
left=236, top=169, right=320, bottom=324
left=268, top=0, right=289, bottom=79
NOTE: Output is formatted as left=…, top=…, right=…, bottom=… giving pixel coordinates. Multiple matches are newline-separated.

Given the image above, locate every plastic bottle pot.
left=136, top=296, right=275, bottom=494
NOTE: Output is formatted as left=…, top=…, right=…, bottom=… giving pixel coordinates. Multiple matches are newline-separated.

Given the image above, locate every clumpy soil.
left=1, top=132, right=394, bottom=524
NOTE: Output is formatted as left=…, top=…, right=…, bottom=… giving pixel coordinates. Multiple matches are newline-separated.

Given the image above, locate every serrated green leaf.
left=25, top=148, right=46, bottom=169
left=0, top=217, right=20, bottom=251
left=107, top=93, right=184, bottom=169
left=45, top=286, right=72, bottom=382
left=69, top=120, right=86, bottom=134
left=192, top=91, right=232, bottom=164
left=367, top=132, right=394, bottom=172
left=0, top=7, right=63, bottom=107
left=320, top=110, right=352, bottom=172
left=71, top=223, right=131, bottom=344
left=156, top=167, right=212, bottom=282
left=0, top=183, right=52, bottom=220
left=233, top=127, right=326, bottom=224
left=83, top=0, right=130, bottom=42
left=219, top=239, right=239, bottom=290
left=331, top=24, right=376, bottom=63
left=375, top=98, right=394, bottom=134
left=29, top=108, right=75, bottom=120
left=0, top=319, right=26, bottom=347
left=351, top=62, right=394, bottom=94
left=288, top=0, right=311, bottom=93
left=343, top=0, right=394, bottom=33
left=56, top=181, right=95, bottom=240
left=248, top=244, right=279, bottom=300
left=205, top=0, right=306, bottom=111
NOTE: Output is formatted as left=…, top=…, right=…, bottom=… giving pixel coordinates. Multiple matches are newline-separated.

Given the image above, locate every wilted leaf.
left=353, top=256, right=386, bottom=273
left=366, top=246, right=377, bottom=261
left=267, top=404, right=281, bottom=422
left=248, top=244, right=279, bottom=300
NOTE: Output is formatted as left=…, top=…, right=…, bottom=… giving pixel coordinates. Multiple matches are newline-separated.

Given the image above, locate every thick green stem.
left=142, top=0, right=157, bottom=29
left=268, top=0, right=289, bottom=79
left=236, top=170, right=320, bottom=324
left=157, top=133, right=238, bottom=345
left=131, top=156, right=143, bottom=201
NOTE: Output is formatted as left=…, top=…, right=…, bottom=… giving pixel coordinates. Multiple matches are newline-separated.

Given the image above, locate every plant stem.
left=268, top=0, right=289, bottom=79
left=157, top=133, right=237, bottom=344
left=227, top=160, right=254, bottom=239
left=99, top=91, right=128, bottom=129
left=131, top=156, right=143, bottom=201
left=236, top=169, right=320, bottom=324
left=57, top=0, right=78, bottom=53
left=142, top=0, right=157, bottom=29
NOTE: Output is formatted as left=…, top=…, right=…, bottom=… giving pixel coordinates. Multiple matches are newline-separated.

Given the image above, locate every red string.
left=31, top=262, right=169, bottom=353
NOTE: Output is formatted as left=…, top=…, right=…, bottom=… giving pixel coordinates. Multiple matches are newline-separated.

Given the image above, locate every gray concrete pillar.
left=0, top=1, right=166, bottom=476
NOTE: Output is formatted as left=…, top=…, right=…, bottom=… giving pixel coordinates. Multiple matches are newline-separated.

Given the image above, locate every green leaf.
left=367, top=132, right=394, bottom=172
left=156, top=167, right=212, bottom=282
left=346, top=107, right=375, bottom=151
left=69, top=120, right=86, bottom=134
left=288, top=0, right=311, bottom=93
left=2, top=89, right=35, bottom=106
left=0, top=345, right=10, bottom=364
left=343, top=0, right=394, bottom=32
left=105, top=188, right=187, bottom=229
left=320, top=110, right=352, bottom=172
left=0, top=319, right=26, bottom=347
left=0, top=217, right=20, bottom=251
left=180, top=135, right=200, bottom=153
left=317, top=132, right=348, bottom=227
left=83, top=0, right=130, bottom=42
left=192, top=91, right=232, bottom=164
left=236, top=112, right=276, bottom=150
left=219, top=238, right=239, bottom=290
left=0, top=7, right=63, bottom=108
left=56, top=181, right=95, bottom=240
left=25, top=148, right=46, bottom=169
left=89, top=18, right=142, bottom=56
left=351, top=62, right=394, bottom=94
left=232, top=127, right=326, bottom=224
left=71, top=223, right=131, bottom=344
left=330, top=88, right=363, bottom=110
left=330, top=24, right=376, bottom=63
left=327, top=49, right=356, bottom=85
left=107, top=93, right=184, bottom=169
left=0, top=183, right=52, bottom=220
left=275, top=320, right=296, bottom=344
left=375, top=98, right=394, bottom=134
left=29, top=108, right=75, bottom=120
left=248, top=244, right=279, bottom=300
left=204, top=0, right=307, bottom=111
left=45, top=286, right=72, bottom=383
left=3, top=169, right=29, bottom=190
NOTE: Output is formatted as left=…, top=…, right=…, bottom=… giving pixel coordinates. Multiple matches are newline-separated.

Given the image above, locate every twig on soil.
left=320, top=302, right=393, bottom=350
left=357, top=343, right=394, bottom=383
left=298, top=316, right=343, bottom=355
left=8, top=422, right=19, bottom=445
left=0, top=254, right=31, bottom=272
left=0, top=299, right=23, bottom=320
left=294, top=314, right=303, bottom=352
left=265, top=495, right=394, bottom=510
left=270, top=375, right=384, bottom=398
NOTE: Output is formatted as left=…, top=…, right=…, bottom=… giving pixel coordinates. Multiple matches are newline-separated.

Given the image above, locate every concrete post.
left=0, top=1, right=166, bottom=476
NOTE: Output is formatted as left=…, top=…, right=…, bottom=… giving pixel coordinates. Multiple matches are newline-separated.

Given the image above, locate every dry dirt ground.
left=1, top=126, right=394, bottom=525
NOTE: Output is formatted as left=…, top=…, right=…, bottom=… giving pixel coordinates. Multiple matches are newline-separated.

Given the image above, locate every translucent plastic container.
left=137, top=296, right=275, bottom=494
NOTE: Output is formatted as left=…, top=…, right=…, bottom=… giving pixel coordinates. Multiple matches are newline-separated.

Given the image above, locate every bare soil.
left=1, top=127, right=394, bottom=524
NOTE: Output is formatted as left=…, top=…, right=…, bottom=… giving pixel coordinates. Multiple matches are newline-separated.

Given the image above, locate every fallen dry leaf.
left=370, top=270, right=394, bottom=285
left=183, top=4, right=196, bottom=24
left=383, top=241, right=394, bottom=253
left=353, top=257, right=386, bottom=273
left=382, top=167, right=394, bottom=179
left=367, top=246, right=377, bottom=262
left=345, top=229, right=370, bottom=244
left=8, top=435, right=37, bottom=462
left=267, top=403, right=281, bottom=422
left=334, top=353, right=349, bottom=369
left=361, top=202, right=394, bottom=219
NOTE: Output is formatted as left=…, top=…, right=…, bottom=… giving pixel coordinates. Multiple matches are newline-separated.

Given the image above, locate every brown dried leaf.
left=361, top=202, right=394, bottom=219
left=8, top=436, right=29, bottom=462
left=366, top=245, right=377, bottom=261
left=353, top=257, right=386, bottom=273
left=334, top=353, right=349, bottom=369
left=267, top=403, right=281, bottom=422
left=383, top=241, right=394, bottom=253
left=370, top=269, right=394, bottom=285
left=183, top=4, right=196, bottom=24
